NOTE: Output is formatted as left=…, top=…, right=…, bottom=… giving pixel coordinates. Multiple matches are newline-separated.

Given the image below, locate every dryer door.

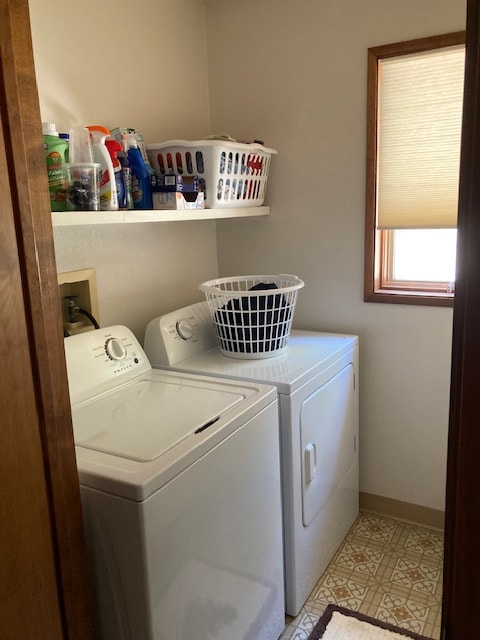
left=300, top=363, right=356, bottom=526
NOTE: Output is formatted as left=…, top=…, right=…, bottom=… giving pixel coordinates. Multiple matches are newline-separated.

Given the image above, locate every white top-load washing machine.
left=64, top=325, right=285, bottom=640
left=144, top=302, right=359, bottom=616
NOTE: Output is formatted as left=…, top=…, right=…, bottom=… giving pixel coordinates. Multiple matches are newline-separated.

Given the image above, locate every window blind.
left=376, top=45, right=465, bottom=229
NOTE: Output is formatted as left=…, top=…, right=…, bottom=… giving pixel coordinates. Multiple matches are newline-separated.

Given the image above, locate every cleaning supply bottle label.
left=123, top=166, right=133, bottom=209
left=44, top=134, right=69, bottom=211
left=117, top=150, right=134, bottom=209
left=98, top=168, right=113, bottom=207
left=115, top=169, right=126, bottom=209
left=131, top=172, right=143, bottom=205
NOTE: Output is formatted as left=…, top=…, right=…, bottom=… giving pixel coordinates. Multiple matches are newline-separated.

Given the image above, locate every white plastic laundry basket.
left=147, top=140, right=276, bottom=209
left=199, top=275, right=304, bottom=359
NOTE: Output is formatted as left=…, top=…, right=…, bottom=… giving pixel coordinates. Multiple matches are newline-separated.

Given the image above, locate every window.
left=364, top=32, right=465, bottom=306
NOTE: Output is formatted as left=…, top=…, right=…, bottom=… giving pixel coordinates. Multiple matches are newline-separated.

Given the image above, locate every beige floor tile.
left=278, top=512, right=443, bottom=640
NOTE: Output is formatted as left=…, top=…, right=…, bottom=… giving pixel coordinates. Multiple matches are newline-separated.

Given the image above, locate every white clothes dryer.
left=144, top=302, right=359, bottom=616
left=64, top=325, right=285, bottom=640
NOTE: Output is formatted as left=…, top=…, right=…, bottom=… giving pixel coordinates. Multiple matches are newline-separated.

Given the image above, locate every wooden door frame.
left=442, top=0, right=480, bottom=638
left=0, top=0, right=93, bottom=637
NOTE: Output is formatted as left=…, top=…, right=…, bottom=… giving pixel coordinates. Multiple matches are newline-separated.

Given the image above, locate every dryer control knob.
left=176, top=319, right=194, bottom=340
left=105, top=337, right=127, bottom=361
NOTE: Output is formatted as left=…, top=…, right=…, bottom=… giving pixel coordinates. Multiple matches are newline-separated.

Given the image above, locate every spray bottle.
left=105, top=139, right=127, bottom=210
left=86, top=125, right=119, bottom=210
left=126, top=133, right=152, bottom=209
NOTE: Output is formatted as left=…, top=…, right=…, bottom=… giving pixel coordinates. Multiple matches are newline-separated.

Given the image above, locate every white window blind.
left=376, top=45, right=465, bottom=229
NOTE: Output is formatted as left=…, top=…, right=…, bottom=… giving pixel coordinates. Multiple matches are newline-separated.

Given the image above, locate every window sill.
left=365, top=289, right=454, bottom=307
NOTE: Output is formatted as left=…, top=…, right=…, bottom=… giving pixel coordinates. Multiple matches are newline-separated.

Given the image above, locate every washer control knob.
left=176, top=319, right=194, bottom=340
left=105, top=337, right=127, bottom=361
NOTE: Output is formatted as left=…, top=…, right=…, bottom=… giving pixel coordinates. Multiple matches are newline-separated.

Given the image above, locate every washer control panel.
left=144, top=301, right=218, bottom=366
left=64, top=325, right=151, bottom=404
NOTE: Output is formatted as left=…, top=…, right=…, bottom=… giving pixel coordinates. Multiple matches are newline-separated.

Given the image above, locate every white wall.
left=206, top=0, right=465, bottom=511
left=29, top=0, right=218, bottom=340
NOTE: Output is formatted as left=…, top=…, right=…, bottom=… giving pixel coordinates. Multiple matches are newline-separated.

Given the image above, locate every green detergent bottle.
left=43, top=122, right=69, bottom=211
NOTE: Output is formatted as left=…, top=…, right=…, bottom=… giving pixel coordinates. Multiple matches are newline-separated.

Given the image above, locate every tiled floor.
left=279, top=512, right=444, bottom=640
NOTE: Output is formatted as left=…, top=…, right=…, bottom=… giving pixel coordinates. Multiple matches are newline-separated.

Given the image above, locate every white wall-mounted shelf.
left=51, top=206, right=270, bottom=227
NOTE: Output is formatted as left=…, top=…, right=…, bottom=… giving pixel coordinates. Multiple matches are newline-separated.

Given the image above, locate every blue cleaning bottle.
left=126, top=133, right=152, bottom=209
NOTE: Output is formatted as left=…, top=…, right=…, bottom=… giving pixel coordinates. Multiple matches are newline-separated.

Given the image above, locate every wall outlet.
left=58, top=268, right=100, bottom=335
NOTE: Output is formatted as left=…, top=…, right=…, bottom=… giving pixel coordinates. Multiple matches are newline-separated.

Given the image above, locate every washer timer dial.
left=176, top=319, right=195, bottom=340
left=105, top=337, right=127, bottom=361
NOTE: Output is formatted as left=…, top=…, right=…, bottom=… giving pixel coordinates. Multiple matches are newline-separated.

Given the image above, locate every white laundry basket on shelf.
left=199, top=275, right=304, bottom=359
left=146, top=140, right=276, bottom=208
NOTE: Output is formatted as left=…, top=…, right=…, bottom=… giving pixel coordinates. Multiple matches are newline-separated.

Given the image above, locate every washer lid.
left=73, top=375, right=245, bottom=462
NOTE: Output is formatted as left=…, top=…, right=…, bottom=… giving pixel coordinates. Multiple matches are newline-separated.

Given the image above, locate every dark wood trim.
left=364, top=47, right=379, bottom=301
left=369, top=31, right=466, bottom=59
left=0, top=1, right=93, bottom=637
left=366, top=291, right=454, bottom=307
left=364, top=31, right=466, bottom=308
left=442, top=1, right=480, bottom=638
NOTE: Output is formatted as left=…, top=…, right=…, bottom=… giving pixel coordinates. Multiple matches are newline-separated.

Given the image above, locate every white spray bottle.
left=86, top=125, right=119, bottom=210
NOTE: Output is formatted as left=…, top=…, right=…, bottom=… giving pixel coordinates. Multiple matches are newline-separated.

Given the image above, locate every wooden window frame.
left=364, top=32, right=466, bottom=308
